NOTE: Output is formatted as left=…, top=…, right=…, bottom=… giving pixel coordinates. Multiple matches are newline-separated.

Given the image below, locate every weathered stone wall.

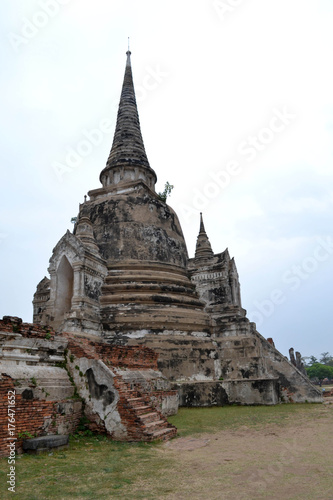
left=257, top=331, right=322, bottom=403
left=123, top=333, right=221, bottom=382
left=213, top=317, right=322, bottom=404
left=82, top=185, right=188, bottom=266
left=174, top=379, right=280, bottom=407
left=174, top=381, right=229, bottom=407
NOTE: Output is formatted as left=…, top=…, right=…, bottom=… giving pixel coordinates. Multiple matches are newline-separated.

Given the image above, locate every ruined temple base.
left=101, top=319, right=323, bottom=407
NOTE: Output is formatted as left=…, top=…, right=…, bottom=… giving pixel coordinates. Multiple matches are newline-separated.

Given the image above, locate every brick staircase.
left=114, top=377, right=177, bottom=442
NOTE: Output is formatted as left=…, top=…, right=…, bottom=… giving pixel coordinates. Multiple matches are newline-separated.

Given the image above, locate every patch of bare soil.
left=157, top=403, right=333, bottom=500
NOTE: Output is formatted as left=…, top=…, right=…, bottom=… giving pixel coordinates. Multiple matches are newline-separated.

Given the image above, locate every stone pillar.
left=296, top=351, right=307, bottom=376
left=289, top=348, right=296, bottom=367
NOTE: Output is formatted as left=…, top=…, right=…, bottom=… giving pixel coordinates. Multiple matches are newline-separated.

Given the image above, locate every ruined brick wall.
left=0, top=317, right=157, bottom=368
left=1, top=318, right=176, bottom=446
left=0, top=375, right=82, bottom=457
left=0, top=316, right=55, bottom=340
left=63, top=332, right=159, bottom=370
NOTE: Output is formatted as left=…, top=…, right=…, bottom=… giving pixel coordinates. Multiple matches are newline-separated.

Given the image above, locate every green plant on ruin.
left=45, top=331, right=51, bottom=340
left=69, top=354, right=75, bottom=363
left=18, top=431, right=34, bottom=440
left=30, top=377, right=37, bottom=387
left=68, top=389, right=82, bottom=400
left=55, top=360, right=66, bottom=369
left=157, top=181, right=174, bottom=202
left=73, top=364, right=84, bottom=378
left=73, top=414, right=93, bottom=437
left=61, top=350, right=80, bottom=399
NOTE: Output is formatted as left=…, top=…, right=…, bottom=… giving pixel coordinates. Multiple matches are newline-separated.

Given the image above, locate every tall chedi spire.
left=78, top=49, right=210, bottom=335
left=99, top=50, right=157, bottom=191
left=195, top=213, right=214, bottom=259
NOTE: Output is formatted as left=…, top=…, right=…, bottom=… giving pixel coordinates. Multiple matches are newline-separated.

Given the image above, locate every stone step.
left=128, top=400, right=148, bottom=408
left=138, top=412, right=161, bottom=424
left=147, top=427, right=177, bottom=441
left=116, top=379, right=177, bottom=444
left=144, top=420, right=168, bottom=432
left=135, top=407, right=154, bottom=416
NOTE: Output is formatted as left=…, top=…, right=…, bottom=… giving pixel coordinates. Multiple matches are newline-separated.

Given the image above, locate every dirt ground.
left=155, top=400, right=333, bottom=500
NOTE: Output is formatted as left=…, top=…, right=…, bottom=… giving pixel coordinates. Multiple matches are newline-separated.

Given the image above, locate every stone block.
left=23, top=435, right=69, bottom=454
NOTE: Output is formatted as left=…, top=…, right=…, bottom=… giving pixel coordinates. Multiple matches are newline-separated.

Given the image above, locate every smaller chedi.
left=33, top=50, right=321, bottom=406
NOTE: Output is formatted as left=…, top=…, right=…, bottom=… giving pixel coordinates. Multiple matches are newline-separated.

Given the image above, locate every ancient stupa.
left=33, top=51, right=321, bottom=405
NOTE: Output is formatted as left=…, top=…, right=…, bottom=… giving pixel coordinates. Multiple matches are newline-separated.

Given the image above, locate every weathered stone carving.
left=84, top=277, right=102, bottom=301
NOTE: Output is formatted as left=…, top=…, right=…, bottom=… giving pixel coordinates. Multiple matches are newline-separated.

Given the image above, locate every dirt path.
left=155, top=401, right=333, bottom=500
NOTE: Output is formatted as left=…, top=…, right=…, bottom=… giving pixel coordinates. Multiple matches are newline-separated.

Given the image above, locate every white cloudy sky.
left=1, top=0, right=332, bottom=361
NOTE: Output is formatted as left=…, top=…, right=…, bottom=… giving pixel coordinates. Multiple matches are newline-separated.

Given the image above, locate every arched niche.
left=54, top=255, right=74, bottom=325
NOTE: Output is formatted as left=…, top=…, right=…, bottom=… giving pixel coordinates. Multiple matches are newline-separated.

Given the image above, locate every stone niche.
left=34, top=223, right=107, bottom=334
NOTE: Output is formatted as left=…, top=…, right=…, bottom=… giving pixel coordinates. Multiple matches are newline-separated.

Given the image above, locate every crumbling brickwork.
left=63, top=332, right=159, bottom=369
left=0, top=316, right=55, bottom=340
left=0, top=375, right=82, bottom=457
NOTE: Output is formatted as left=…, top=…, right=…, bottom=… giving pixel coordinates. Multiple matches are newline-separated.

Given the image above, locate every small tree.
left=308, top=355, right=318, bottom=366
left=158, top=182, right=174, bottom=203
left=306, top=363, right=333, bottom=385
left=319, top=352, right=332, bottom=365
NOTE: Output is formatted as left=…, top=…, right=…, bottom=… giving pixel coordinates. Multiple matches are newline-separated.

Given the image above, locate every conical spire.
left=100, top=51, right=157, bottom=190
left=199, top=213, right=206, bottom=233
left=195, top=213, right=214, bottom=260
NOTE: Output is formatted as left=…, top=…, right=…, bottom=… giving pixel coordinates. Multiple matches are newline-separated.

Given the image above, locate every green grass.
left=0, top=436, right=174, bottom=500
left=0, top=404, right=324, bottom=499
left=168, top=403, right=322, bottom=436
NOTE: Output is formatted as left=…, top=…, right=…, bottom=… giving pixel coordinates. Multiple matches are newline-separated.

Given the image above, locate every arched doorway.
left=54, top=255, right=74, bottom=326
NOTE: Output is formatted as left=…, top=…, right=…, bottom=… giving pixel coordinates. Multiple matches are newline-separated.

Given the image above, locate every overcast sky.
left=1, top=0, right=332, bottom=361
